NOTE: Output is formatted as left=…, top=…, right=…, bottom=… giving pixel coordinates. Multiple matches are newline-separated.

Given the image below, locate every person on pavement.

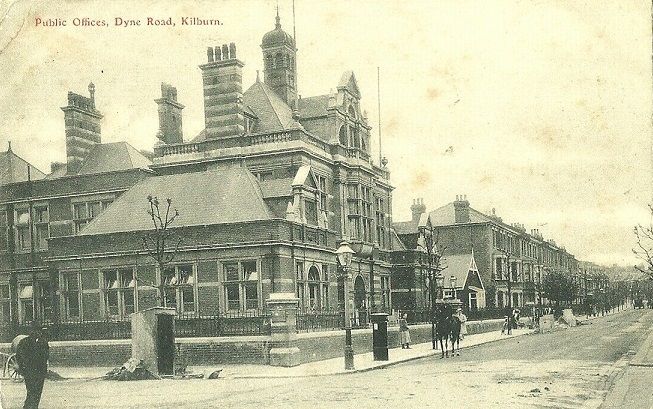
left=453, top=308, right=467, bottom=340
left=399, top=313, right=411, bottom=349
left=502, top=306, right=513, bottom=335
left=15, top=327, right=49, bottom=409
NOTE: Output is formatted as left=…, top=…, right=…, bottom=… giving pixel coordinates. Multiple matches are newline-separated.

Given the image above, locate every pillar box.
left=370, top=313, right=389, bottom=361
left=131, top=307, right=176, bottom=376
left=266, top=293, right=301, bottom=367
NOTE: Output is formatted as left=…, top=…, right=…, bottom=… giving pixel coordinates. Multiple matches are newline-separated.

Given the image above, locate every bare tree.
left=417, top=225, right=447, bottom=350
left=140, top=195, right=182, bottom=307
left=633, top=204, right=653, bottom=278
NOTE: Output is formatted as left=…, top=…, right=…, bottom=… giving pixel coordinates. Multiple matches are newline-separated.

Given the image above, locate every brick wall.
left=0, top=318, right=510, bottom=367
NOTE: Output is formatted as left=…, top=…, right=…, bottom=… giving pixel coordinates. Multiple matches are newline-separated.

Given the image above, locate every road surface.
left=2, top=309, right=651, bottom=409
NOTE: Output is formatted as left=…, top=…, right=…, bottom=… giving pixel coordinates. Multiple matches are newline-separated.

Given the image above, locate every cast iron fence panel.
left=0, top=311, right=272, bottom=341
left=296, top=312, right=344, bottom=332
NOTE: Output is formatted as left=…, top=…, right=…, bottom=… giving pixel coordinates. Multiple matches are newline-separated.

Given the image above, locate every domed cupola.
left=262, top=12, right=295, bottom=49
left=261, top=9, right=297, bottom=106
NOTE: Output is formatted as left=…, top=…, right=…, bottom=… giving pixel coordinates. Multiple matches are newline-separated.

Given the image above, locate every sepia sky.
left=0, top=0, right=650, bottom=267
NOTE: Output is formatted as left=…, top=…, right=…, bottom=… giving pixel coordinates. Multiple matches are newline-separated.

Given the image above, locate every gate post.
left=266, top=293, right=301, bottom=367
left=131, top=307, right=176, bottom=376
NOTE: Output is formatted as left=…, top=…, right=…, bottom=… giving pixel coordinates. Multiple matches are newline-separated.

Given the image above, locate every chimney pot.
left=410, top=198, right=426, bottom=222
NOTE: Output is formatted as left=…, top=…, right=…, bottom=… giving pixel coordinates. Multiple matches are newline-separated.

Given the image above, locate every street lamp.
left=336, top=240, right=355, bottom=370
left=435, top=273, right=445, bottom=301
left=450, top=275, right=457, bottom=300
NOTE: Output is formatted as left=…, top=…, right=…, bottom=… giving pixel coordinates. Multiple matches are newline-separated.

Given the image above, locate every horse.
left=449, top=315, right=462, bottom=356
left=434, top=305, right=454, bottom=358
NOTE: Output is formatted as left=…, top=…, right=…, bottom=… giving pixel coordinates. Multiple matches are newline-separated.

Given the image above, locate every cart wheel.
left=6, top=355, right=22, bottom=382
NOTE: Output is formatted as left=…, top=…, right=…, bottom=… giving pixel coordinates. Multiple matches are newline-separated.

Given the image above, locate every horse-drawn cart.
left=1, top=334, right=27, bottom=382
left=1, top=351, right=21, bottom=381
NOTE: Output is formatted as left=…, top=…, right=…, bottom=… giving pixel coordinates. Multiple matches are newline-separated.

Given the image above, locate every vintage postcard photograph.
left=0, top=0, right=651, bottom=408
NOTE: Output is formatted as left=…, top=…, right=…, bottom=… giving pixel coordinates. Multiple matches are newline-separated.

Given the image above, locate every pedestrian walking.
left=501, top=306, right=513, bottom=335
left=453, top=308, right=467, bottom=340
left=399, top=313, right=411, bottom=349
left=15, top=327, right=49, bottom=409
left=513, top=308, right=521, bottom=329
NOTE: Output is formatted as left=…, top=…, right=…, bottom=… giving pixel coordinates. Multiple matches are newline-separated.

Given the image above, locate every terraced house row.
left=0, top=14, right=584, bottom=341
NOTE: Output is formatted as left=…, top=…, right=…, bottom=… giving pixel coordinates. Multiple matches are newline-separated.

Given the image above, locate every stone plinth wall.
left=0, top=319, right=510, bottom=367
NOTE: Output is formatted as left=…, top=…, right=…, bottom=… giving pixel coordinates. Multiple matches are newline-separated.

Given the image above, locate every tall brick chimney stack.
left=410, top=198, right=426, bottom=222
left=454, top=195, right=470, bottom=224
left=155, top=83, right=184, bottom=145
left=61, top=83, right=102, bottom=174
left=199, top=43, right=245, bottom=139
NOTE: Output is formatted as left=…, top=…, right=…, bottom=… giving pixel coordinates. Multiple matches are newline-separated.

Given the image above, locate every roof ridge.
left=241, top=166, right=271, bottom=218
left=258, top=82, right=285, bottom=129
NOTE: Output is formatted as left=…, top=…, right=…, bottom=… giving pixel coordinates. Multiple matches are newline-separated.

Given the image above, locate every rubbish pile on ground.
left=105, top=358, right=158, bottom=381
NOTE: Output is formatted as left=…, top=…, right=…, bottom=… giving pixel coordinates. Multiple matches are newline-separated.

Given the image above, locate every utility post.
left=498, top=247, right=512, bottom=334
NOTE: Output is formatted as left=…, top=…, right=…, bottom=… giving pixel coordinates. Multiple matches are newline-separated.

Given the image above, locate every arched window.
left=348, top=105, right=356, bottom=119
left=350, top=125, right=359, bottom=148
left=274, top=52, right=284, bottom=68
left=307, top=266, right=320, bottom=310
left=338, top=125, right=347, bottom=146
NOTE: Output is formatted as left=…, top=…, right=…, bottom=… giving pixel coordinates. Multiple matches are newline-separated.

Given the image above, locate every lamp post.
left=450, top=275, right=457, bottom=300
left=435, top=273, right=445, bottom=304
left=498, top=249, right=513, bottom=334
left=336, top=240, right=355, bottom=370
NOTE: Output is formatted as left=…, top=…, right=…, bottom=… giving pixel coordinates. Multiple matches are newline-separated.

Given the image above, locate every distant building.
left=392, top=199, right=485, bottom=311
left=393, top=196, right=579, bottom=310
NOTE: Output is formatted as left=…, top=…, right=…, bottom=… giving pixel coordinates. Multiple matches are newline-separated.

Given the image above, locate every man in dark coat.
left=15, top=327, right=49, bottom=409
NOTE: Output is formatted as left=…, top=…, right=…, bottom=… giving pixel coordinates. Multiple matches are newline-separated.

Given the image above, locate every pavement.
left=49, top=327, right=533, bottom=380
left=629, top=318, right=653, bottom=367
left=600, top=308, right=653, bottom=408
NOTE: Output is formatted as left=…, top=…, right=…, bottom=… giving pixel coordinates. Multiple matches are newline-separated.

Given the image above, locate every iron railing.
left=296, top=310, right=371, bottom=332
left=296, top=312, right=344, bottom=332
left=0, top=311, right=271, bottom=342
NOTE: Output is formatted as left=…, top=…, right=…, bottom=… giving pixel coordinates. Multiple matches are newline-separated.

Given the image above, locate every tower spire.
left=275, top=4, right=281, bottom=29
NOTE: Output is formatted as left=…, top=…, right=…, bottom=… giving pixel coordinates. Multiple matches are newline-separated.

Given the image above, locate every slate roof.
left=76, top=142, right=152, bottom=175
left=258, top=177, right=293, bottom=198
left=393, top=213, right=429, bottom=235
left=80, top=165, right=270, bottom=236
left=298, top=95, right=330, bottom=118
left=393, top=220, right=418, bottom=235
left=390, top=229, right=407, bottom=251
left=428, top=203, right=490, bottom=226
left=242, top=80, right=303, bottom=133
left=442, top=253, right=481, bottom=289
left=0, top=148, right=46, bottom=185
